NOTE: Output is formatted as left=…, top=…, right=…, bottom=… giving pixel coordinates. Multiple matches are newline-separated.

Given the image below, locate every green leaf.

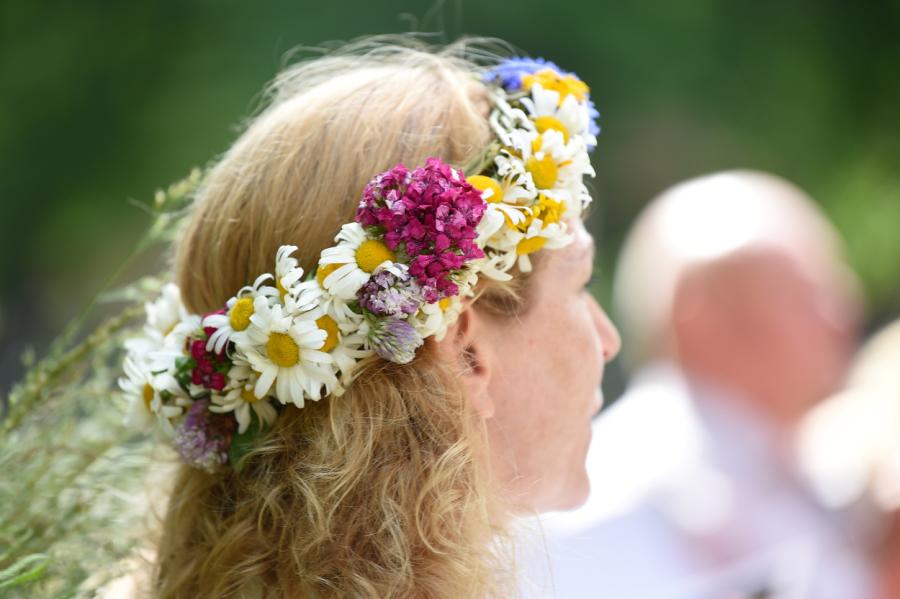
left=0, top=553, right=50, bottom=589
left=174, top=356, right=196, bottom=373
left=227, top=409, right=263, bottom=473
left=174, top=355, right=197, bottom=388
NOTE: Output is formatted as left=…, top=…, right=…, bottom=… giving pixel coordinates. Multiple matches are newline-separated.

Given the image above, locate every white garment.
left=520, top=363, right=874, bottom=599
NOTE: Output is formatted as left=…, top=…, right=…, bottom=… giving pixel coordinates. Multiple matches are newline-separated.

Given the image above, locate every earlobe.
left=441, top=307, right=495, bottom=419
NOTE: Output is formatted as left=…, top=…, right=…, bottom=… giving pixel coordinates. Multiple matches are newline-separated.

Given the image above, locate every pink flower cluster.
left=356, top=158, right=486, bottom=302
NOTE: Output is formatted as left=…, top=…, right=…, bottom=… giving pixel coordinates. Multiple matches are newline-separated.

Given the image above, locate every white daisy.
left=119, top=356, right=190, bottom=437
left=486, top=219, right=528, bottom=254
left=124, top=319, right=203, bottom=387
left=124, top=282, right=196, bottom=365
left=274, top=245, right=307, bottom=301
left=299, top=284, right=373, bottom=394
left=208, top=354, right=278, bottom=434
left=414, top=296, right=464, bottom=342
left=236, top=295, right=336, bottom=408
left=318, top=223, right=396, bottom=300
left=411, top=269, right=477, bottom=341
left=187, top=382, right=209, bottom=399
left=518, top=128, right=586, bottom=199
left=323, top=298, right=373, bottom=392
left=144, top=282, right=188, bottom=338
left=472, top=193, right=562, bottom=278
left=203, top=272, right=277, bottom=354
left=538, top=136, right=594, bottom=215
left=479, top=189, right=573, bottom=274
left=469, top=158, right=536, bottom=241
left=475, top=200, right=509, bottom=248
left=514, top=214, right=573, bottom=273
left=568, top=177, right=595, bottom=218
left=521, top=83, right=595, bottom=148
left=494, top=151, right=539, bottom=203
left=472, top=248, right=517, bottom=282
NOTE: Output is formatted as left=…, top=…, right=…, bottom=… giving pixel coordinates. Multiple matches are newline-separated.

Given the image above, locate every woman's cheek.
left=570, top=298, right=597, bottom=354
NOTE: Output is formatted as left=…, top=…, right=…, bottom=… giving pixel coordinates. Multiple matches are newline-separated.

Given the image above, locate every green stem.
left=0, top=435, right=125, bottom=548
left=1, top=305, right=144, bottom=436
left=461, top=141, right=501, bottom=177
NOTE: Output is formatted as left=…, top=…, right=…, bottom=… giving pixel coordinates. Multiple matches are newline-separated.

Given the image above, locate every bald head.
left=614, top=170, right=860, bottom=426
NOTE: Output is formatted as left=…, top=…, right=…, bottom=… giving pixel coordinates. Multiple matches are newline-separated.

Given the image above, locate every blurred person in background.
left=798, top=318, right=900, bottom=599
left=522, top=171, right=874, bottom=598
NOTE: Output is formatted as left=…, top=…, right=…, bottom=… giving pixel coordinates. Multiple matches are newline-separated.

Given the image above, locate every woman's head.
left=441, top=218, right=619, bottom=512
left=157, top=38, right=618, bottom=598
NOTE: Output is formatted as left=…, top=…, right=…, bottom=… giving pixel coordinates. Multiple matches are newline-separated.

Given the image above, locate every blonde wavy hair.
left=153, top=37, right=536, bottom=598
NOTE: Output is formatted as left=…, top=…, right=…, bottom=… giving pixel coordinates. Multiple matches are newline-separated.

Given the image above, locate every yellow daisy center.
left=316, top=262, right=343, bottom=286
left=534, top=194, right=566, bottom=226
left=315, top=315, right=340, bottom=352
left=241, top=387, right=260, bottom=403
left=438, top=297, right=452, bottom=311
left=526, top=155, right=559, bottom=189
left=356, top=239, right=395, bottom=273
left=466, top=175, right=504, bottom=203
left=533, top=116, right=571, bottom=144
left=142, top=383, right=154, bottom=412
left=523, top=68, right=590, bottom=105
left=229, top=297, right=254, bottom=331
left=517, top=236, right=547, bottom=255
left=266, top=332, right=300, bottom=368
left=508, top=209, right=535, bottom=232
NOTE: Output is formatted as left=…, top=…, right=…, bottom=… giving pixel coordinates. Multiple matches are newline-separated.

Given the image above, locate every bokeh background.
left=2, top=0, right=899, bottom=396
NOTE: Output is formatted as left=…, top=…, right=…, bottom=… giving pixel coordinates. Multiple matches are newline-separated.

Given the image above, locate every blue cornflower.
left=483, top=57, right=565, bottom=92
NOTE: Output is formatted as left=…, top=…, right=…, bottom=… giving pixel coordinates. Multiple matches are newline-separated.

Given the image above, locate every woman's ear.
left=437, top=305, right=495, bottom=419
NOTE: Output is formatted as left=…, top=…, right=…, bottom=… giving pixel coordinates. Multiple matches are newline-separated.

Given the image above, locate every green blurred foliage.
left=2, top=0, right=899, bottom=389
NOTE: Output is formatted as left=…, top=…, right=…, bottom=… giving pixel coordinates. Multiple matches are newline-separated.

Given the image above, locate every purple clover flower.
left=368, top=318, right=423, bottom=364
left=174, top=399, right=236, bottom=472
left=356, top=158, right=486, bottom=302
left=357, top=267, right=424, bottom=317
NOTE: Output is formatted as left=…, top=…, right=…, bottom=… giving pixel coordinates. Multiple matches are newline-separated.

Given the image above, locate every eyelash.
left=583, top=271, right=598, bottom=291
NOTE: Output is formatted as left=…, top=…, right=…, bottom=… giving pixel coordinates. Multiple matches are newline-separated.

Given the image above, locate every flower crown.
left=119, top=57, right=600, bottom=472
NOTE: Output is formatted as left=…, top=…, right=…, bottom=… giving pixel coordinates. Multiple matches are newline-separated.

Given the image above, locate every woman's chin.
left=557, top=474, right=591, bottom=512
left=537, top=469, right=591, bottom=513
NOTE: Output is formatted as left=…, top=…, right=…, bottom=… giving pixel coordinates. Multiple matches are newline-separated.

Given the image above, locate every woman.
left=123, top=37, right=620, bottom=598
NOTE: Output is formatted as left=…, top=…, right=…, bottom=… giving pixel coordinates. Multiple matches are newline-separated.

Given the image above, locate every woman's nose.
left=592, top=298, right=621, bottom=362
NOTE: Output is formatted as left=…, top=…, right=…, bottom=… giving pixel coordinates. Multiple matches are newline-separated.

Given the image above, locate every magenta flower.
left=185, top=313, right=230, bottom=391
left=356, top=157, right=486, bottom=302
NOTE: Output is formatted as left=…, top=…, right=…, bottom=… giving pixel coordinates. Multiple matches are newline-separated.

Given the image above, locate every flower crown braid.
left=119, top=57, right=600, bottom=472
